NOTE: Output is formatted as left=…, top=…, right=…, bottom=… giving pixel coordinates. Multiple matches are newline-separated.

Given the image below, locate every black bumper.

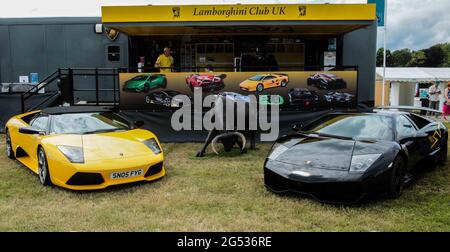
left=264, top=160, right=391, bottom=204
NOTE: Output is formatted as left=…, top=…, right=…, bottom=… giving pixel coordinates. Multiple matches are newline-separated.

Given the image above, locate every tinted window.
left=304, top=115, right=394, bottom=141
left=31, top=116, right=49, bottom=131
left=396, top=115, right=416, bottom=139
left=131, top=76, right=148, bottom=81
left=264, top=76, right=275, bottom=81
left=249, top=75, right=265, bottom=81
left=51, top=112, right=130, bottom=134
left=406, top=113, right=431, bottom=129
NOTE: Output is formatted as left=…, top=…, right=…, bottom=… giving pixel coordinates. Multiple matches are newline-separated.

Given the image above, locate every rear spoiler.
left=376, top=106, right=442, bottom=114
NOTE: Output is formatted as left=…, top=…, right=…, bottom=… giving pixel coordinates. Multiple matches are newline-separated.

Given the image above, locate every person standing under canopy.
left=155, top=47, right=174, bottom=73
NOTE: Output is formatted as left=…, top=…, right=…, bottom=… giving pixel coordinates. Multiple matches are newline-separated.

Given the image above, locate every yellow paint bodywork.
left=5, top=111, right=165, bottom=190
left=239, top=74, right=289, bottom=92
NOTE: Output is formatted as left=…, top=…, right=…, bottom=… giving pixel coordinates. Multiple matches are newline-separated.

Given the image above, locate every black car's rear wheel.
left=5, top=130, right=14, bottom=159
left=37, top=147, right=52, bottom=186
left=388, top=156, right=406, bottom=199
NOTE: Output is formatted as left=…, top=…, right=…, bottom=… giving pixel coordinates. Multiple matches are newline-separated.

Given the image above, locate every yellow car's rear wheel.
left=5, top=130, right=14, bottom=159
left=38, top=147, right=52, bottom=186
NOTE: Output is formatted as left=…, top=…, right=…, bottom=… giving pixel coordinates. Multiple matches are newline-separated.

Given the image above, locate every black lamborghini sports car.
left=145, top=90, right=187, bottom=107
left=264, top=111, right=448, bottom=203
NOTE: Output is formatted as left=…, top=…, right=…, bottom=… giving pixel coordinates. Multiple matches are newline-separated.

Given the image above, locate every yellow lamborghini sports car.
left=239, top=73, right=289, bottom=92
left=4, top=107, right=165, bottom=190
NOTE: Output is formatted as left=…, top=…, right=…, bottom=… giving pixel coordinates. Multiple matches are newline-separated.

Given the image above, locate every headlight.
left=268, top=143, right=289, bottom=160
left=57, top=146, right=84, bottom=163
left=349, top=154, right=381, bottom=173
left=143, top=138, right=162, bottom=154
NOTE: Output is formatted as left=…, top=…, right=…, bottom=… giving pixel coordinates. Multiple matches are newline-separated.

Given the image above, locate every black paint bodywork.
left=288, top=88, right=319, bottom=108
left=264, top=111, right=448, bottom=203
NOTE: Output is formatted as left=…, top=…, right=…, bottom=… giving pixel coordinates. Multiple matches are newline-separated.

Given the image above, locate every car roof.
left=41, top=106, right=113, bottom=115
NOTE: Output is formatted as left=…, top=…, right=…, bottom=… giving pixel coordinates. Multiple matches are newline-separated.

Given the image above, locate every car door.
left=263, top=75, right=276, bottom=88
left=24, top=114, right=49, bottom=165
left=147, top=76, right=158, bottom=88
left=396, top=115, right=428, bottom=168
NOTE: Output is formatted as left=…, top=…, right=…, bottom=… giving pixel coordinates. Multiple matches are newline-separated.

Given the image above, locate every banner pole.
left=382, top=0, right=388, bottom=106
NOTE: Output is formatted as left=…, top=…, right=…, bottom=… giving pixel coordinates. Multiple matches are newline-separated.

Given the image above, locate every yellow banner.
left=102, top=4, right=376, bottom=23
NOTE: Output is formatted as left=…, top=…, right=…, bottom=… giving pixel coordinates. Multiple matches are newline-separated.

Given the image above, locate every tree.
left=437, top=43, right=450, bottom=67
left=391, top=49, right=412, bottom=67
left=423, top=45, right=445, bottom=67
left=376, top=48, right=393, bottom=67
left=407, top=51, right=427, bottom=67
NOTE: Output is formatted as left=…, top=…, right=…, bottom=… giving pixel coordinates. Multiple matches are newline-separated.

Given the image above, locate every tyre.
left=37, top=147, right=52, bottom=186
left=387, top=156, right=406, bottom=199
left=161, top=79, right=167, bottom=89
left=256, top=83, right=264, bottom=92
left=281, top=80, right=288, bottom=87
left=5, top=130, right=14, bottom=159
left=437, top=135, right=448, bottom=165
left=143, top=84, right=150, bottom=93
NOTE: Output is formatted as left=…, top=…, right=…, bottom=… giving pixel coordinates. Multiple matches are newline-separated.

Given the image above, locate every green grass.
left=0, top=125, right=449, bottom=231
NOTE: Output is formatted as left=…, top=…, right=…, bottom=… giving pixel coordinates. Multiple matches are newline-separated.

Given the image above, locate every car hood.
left=240, top=80, right=256, bottom=88
left=274, top=136, right=355, bottom=171
left=124, top=80, right=144, bottom=88
left=44, top=129, right=157, bottom=162
left=272, top=134, right=397, bottom=172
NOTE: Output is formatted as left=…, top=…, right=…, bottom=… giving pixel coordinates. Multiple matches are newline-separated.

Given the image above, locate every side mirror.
left=292, top=123, right=303, bottom=131
left=19, top=127, right=45, bottom=135
left=134, top=120, right=145, bottom=128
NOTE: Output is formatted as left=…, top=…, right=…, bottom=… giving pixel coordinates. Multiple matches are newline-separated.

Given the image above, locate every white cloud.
left=0, top=0, right=448, bottom=50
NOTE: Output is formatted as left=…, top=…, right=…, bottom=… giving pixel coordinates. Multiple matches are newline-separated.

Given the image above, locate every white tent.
left=375, top=67, right=450, bottom=108
left=376, top=67, right=450, bottom=82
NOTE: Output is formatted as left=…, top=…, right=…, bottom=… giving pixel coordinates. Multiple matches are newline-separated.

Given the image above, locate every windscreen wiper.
left=298, top=131, right=353, bottom=140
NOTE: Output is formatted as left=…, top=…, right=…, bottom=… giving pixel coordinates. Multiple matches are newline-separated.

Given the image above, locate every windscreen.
left=303, top=114, right=394, bottom=141
left=51, top=112, right=130, bottom=134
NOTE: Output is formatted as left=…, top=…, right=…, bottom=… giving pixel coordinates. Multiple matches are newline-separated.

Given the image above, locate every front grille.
left=145, top=162, right=164, bottom=177
left=66, top=172, right=104, bottom=186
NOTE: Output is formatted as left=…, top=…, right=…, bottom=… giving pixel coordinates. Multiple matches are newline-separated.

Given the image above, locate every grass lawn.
left=0, top=125, right=449, bottom=231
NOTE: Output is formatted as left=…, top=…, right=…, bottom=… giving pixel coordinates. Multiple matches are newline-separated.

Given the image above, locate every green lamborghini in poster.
left=123, top=74, right=167, bottom=93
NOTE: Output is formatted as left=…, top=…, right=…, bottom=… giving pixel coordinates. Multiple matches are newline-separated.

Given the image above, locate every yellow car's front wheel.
left=257, top=83, right=264, bottom=92
left=38, top=147, right=52, bottom=186
left=5, top=130, right=14, bottom=159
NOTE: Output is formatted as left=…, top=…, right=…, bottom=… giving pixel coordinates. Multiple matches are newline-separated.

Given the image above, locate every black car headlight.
left=349, top=154, right=381, bottom=173
left=268, top=143, right=289, bottom=160
left=143, top=138, right=162, bottom=154
left=57, top=145, right=84, bottom=163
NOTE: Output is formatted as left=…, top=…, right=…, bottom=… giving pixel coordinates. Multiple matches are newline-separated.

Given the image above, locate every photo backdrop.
left=119, top=71, right=358, bottom=111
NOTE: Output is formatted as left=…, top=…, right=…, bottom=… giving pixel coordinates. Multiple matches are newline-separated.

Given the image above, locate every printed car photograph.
left=4, top=107, right=165, bottom=190
left=185, top=73, right=227, bottom=92
left=307, top=73, right=347, bottom=90
left=264, top=111, right=448, bottom=203
left=288, top=88, right=319, bottom=108
left=122, top=74, right=167, bottom=93
left=324, top=91, right=355, bottom=104
left=145, top=90, right=188, bottom=107
left=239, top=73, right=289, bottom=92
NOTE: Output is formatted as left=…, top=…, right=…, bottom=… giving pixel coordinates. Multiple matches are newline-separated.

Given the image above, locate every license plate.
left=110, top=169, right=144, bottom=180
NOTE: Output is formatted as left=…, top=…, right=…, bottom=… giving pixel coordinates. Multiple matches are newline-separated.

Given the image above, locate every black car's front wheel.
left=437, top=136, right=448, bottom=165
left=37, top=147, right=52, bottom=186
left=388, top=156, right=406, bottom=199
left=5, top=130, right=14, bottom=159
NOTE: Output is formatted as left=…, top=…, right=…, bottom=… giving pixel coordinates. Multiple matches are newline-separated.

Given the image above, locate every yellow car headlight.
left=143, top=138, right=162, bottom=154
left=57, top=145, right=84, bottom=163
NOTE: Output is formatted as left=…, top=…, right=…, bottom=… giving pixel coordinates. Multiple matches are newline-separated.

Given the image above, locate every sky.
left=0, top=0, right=449, bottom=51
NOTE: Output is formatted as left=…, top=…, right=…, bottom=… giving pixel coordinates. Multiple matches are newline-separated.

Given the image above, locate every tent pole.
left=382, top=1, right=388, bottom=107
